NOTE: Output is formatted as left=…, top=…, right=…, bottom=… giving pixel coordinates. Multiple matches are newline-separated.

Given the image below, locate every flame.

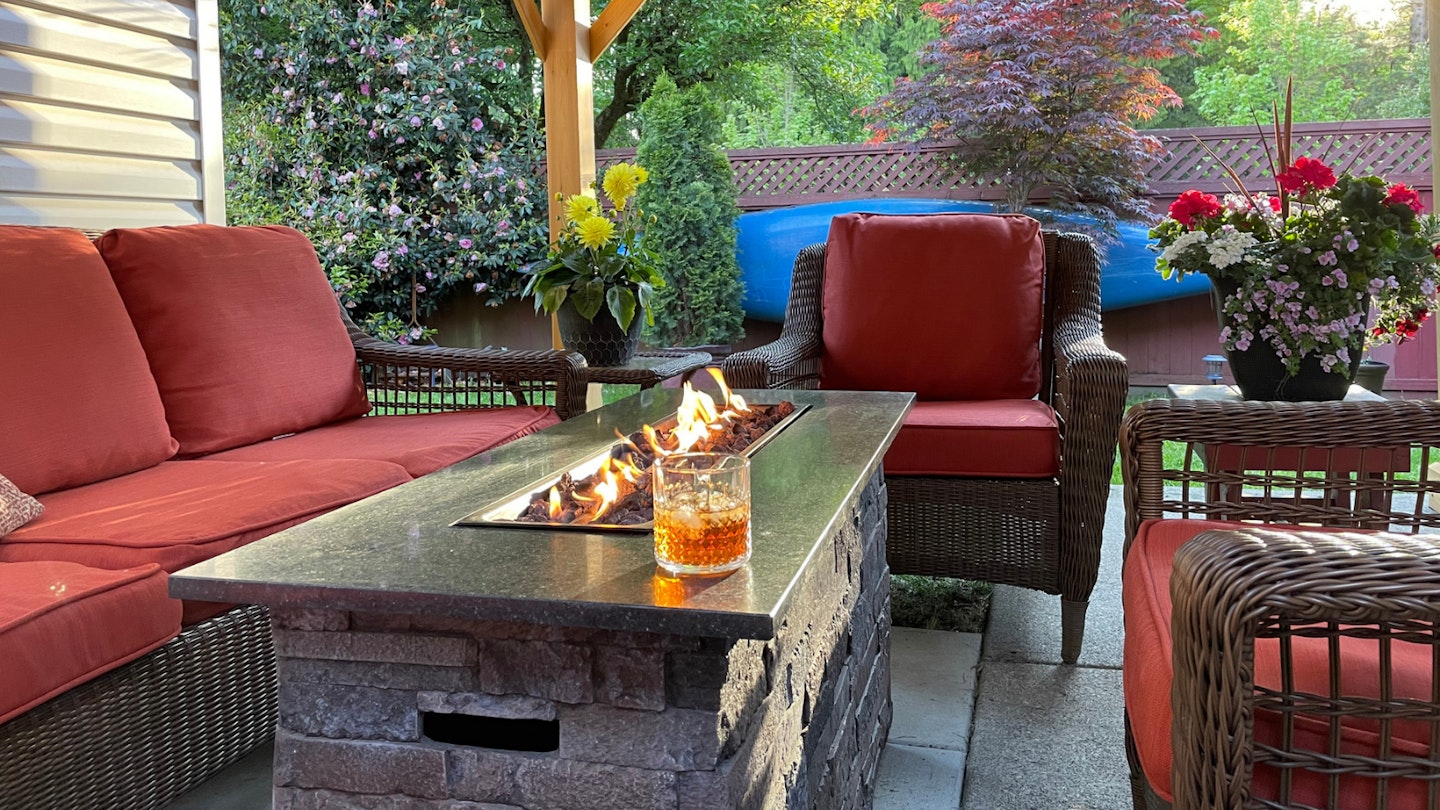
left=548, top=487, right=562, bottom=518
left=671, top=382, right=722, bottom=452
left=707, top=367, right=749, bottom=412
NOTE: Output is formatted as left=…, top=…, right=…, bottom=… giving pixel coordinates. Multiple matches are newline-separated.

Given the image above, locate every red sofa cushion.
left=0, top=459, right=411, bottom=572
left=0, top=226, right=177, bottom=494
left=1124, top=518, right=1436, bottom=807
left=883, top=400, right=1059, bottom=478
left=98, top=225, right=370, bottom=455
left=202, top=407, right=560, bottom=477
left=0, top=560, right=180, bottom=724
left=818, top=213, right=1044, bottom=400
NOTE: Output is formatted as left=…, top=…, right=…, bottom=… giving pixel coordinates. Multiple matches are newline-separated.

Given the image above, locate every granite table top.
left=169, top=389, right=914, bottom=641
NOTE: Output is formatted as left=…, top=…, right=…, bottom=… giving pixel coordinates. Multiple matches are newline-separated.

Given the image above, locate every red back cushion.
left=0, top=227, right=178, bottom=493
left=98, top=225, right=370, bottom=455
left=819, top=213, right=1045, bottom=400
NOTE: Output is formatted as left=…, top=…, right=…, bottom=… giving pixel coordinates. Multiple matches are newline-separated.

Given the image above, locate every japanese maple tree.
left=864, top=0, right=1211, bottom=237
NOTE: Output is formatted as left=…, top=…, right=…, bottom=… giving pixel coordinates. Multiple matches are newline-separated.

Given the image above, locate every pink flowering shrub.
left=221, top=1, right=546, bottom=342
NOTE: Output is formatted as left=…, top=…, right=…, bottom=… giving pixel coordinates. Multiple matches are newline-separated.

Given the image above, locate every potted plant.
left=523, top=162, right=665, bottom=365
left=1153, top=82, right=1440, bottom=401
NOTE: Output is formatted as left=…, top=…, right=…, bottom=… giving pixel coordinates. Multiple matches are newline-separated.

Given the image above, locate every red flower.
left=1168, top=190, right=1223, bottom=228
left=1276, top=156, right=1337, bottom=194
left=1267, top=196, right=1281, bottom=212
left=1431, top=244, right=1440, bottom=260
left=1385, top=183, right=1425, bottom=214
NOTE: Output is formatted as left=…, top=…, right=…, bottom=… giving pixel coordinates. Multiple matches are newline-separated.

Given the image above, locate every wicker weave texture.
left=1119, top=398, right=1440, bottom=810
left=722, top=230, right=1127, bottom=663
left=0, top=605, right=277, bottom=810
left=343, top=311, right=587, bottom=421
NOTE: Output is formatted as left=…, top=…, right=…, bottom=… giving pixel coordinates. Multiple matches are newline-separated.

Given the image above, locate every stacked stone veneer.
left=271, top=468, right=890, bottom=810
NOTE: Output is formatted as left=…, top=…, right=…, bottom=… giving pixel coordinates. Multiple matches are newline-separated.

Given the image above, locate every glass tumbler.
left=652, top=453, right=751, bottom=575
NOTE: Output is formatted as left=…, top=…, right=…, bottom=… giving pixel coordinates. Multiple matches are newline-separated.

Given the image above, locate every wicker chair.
left=0, top=321, right=586, bottom=810
left=722, top=231, right=1127, bottom=663
left=1119, top=397, right=1440, bottom=809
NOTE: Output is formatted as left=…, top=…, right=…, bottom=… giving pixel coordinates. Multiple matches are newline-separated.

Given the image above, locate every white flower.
left=1160, top=229, right=1209, bottom=263
left=1205, top=228, right=1258, bottom=269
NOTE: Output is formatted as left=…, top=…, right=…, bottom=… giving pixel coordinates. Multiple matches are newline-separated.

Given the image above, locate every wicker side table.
left=582, top=350, right=713, bottom=410
left=1166, top=384, right=1403, bottom=520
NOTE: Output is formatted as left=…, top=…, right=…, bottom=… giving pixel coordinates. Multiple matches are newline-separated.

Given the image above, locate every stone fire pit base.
left=270, top=469, right=890, bottom=810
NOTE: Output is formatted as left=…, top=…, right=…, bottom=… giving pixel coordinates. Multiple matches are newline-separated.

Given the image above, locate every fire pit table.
left=170, top=388, right=913, bottom=810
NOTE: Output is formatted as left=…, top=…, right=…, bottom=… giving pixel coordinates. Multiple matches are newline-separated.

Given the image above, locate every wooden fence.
left=599, top=118, right=1433, bottom=211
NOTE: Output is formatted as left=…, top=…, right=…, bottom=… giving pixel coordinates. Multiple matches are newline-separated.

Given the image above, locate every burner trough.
left=454, top=402, right=809, bottom=532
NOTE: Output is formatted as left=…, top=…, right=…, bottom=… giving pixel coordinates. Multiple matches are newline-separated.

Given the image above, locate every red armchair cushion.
left=202, top=407, right=560, bottom=477
left=818, top=213, right=1044, bottom=400
left=98, top=225, right=370, bottom=455
left=0, top=459, right=410, bottom=572
left=0, top=226, right=178, bottom=494
left=0, top=560, right=180, bottom=724
left=1124, top=518, right=1436, bottom=807
left=883, top=400, right=1059, bottom=478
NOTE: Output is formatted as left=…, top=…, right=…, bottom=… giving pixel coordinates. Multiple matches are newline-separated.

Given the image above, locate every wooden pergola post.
left=512, top=0, right=647, bottom=351
left=512, top=0, right=647, bottom=239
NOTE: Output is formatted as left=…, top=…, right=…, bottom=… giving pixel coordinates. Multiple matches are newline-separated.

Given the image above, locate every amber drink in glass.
left=652, top=453, right=751, bottom=575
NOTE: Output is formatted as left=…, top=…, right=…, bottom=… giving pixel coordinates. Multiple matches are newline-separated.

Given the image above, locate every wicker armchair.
left=1120, top=398, right=1440, bottom=809
left=723, top=231, right=1127, bottom=663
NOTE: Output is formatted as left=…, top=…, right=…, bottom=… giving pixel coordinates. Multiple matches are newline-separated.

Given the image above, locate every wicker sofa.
left=722, top=213, right=1127, bottom=663
left=1120, top=397, right=1440, bottom=809
left=0, top=224, right=584, bottom=809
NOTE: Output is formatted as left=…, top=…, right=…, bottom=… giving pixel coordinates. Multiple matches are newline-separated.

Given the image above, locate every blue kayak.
left=734, top=199, right=1210, bottom=321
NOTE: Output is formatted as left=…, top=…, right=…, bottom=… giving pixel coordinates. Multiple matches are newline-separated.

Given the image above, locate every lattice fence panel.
left=594, top=119, right=1429, bottom=211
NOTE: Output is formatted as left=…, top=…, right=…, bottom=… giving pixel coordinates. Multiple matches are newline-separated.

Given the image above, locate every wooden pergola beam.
left=590, top=0, right=646, bottom=60
left=511, top=0, right=548, bottom=61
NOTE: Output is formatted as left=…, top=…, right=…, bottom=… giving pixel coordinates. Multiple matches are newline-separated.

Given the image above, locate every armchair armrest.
left=1046, top=233, right=1127, bottom=623
left=1119, top=398, right=1440, bottom=547
left=1168, top=528, right=1440, bottom=809
left=721, top=243, right=826, bottom=389
left=345, top=319, right=587, bottom=421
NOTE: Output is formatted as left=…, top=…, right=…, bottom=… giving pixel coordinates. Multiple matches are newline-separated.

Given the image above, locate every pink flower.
left=1168, top=190, right=1223, bottom=228
left=459, top=238, right=473, bottom=249
left=470, top=118, right=484, bottom=131
left=360, top=83, right=370, bottom=96
left=1384, top=183, right=1424, bottom=214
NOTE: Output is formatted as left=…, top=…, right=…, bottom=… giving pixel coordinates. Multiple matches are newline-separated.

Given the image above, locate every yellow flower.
left=603, top=163, right=645, bottom=210
left=575, top=215, right=615, bottom=249
left=565, top=193, right=600, bottom=224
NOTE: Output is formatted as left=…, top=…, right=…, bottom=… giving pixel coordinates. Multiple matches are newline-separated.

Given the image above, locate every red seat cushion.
left=0, top=560, right=180, bottom=724
left=201, top=407, right=560, bottom=477
left=883, top=400, right=1059, bottom=477
left=0, top=226, right=177, bottom=494
left=0, top=459, right=411, bottom=572
left=818, top=213, right=1044, bottom=401
left=98, top=225, right=370, bottom=456
left=1124, top=518, right=1436, bottom=807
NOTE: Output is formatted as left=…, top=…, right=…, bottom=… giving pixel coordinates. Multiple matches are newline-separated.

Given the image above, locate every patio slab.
left=875, top=744, right=966, bottom=810
left=959, top=661, right=1128, bottom=810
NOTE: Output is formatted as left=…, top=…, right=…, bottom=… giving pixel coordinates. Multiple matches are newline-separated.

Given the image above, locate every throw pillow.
left=0, top=474, right=43, bottom=536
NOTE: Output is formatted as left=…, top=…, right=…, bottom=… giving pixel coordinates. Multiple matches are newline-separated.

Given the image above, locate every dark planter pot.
left=1212, top=278, right=1365, bottom=402
left=557, top=300, right=642, bottom=366
left=1354, top=359, right=1390, bottom=394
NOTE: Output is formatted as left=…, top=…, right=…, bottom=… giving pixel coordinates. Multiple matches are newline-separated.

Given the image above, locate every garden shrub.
left=220, top=1, right=548, bottom=342
left=635, top=75, right=745, bottom=347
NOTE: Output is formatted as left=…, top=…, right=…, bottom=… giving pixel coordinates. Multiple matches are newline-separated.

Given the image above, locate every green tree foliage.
left=865, top=0, right=1208, bottom=235
left=220, top=1, right=547, bottom=342
left=635, top=76, right=746, bottom=346
left=1189, top=0, right=1428, bottom=125
left=592, top=0, right=886, bottom=147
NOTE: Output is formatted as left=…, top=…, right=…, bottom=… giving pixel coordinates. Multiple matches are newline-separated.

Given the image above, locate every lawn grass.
left=889, top=575, right=992, bottom=633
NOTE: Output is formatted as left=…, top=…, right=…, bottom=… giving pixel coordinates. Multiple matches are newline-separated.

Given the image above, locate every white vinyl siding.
left=0, top=0, right=222, bottom=229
